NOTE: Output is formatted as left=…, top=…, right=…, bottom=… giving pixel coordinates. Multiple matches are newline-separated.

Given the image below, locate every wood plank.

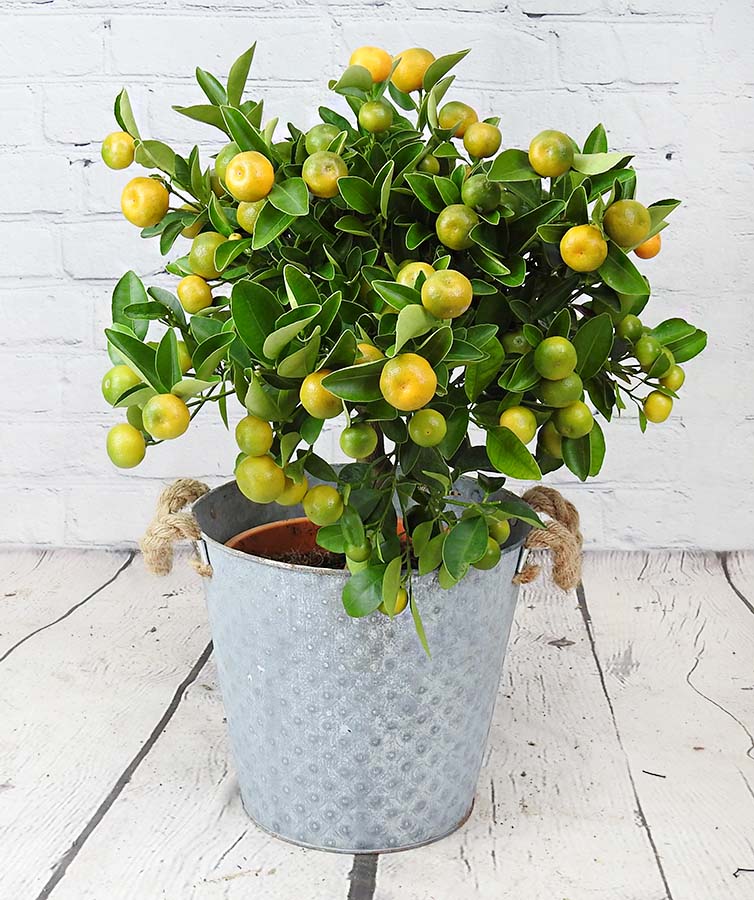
left=374, top=558, right=668, bottom=899
left=0, top=548, right=130, bottom=659
left=0, top=549, right=210, bottom=899
left=582, top=551, right=754, bottom=900
left=49, top=655, right=354, bottom=900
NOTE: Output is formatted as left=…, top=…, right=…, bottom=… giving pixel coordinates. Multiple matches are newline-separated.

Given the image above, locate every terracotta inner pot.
left=226, top=517, right=320, bottom=558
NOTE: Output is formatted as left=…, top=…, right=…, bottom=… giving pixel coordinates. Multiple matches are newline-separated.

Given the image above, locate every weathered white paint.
left=3, top=549, right=753, bottom=897
left=0, top=3, right=748, bottom=549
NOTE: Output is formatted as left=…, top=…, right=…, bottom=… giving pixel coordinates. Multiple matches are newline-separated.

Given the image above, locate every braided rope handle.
left=140, top=478, right=212, bottom=577
left=512, top=486, right=583, bottom=591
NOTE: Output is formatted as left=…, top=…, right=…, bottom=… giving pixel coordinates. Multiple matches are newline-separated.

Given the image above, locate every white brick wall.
left=0, top=0, right=750, bottom=549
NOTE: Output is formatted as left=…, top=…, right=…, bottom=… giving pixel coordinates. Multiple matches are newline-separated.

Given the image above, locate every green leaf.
left=487, top=494, right=543, bottom=529
left=423, top=49, right=469, bottom=91
left=562, top=420, right=605, bottom=481
left=341, top=505, right=366, bottom=549
left=268, top=178, right=309, bottom=216
left=231, top=281, right=281, bottom=362
left=583, top=124, right=608, bottom=154
left=113, top=383, right=156, bottom=408
left=438, top=407, right=469, bottom=459
left=194, top=331, right=234, bottom=380
left=123, top=301, right=166, bottom=321
left=244, top=372, right=294, bottom=421
left=406, top=221, right=433, bottom=251
left=342, top=566, right=386, bottom=617
left=498, top=353, right=539, bottom=392
left=196, top=67, right=227, bottom=105
left=252, top=203, right=295, bottom=249
left=376, top=160, right=394, bottom=219
left=411, top=520, right=434, bottom=557
left=442, top=516, right=488, bottom=579
left=220, top=105, right=270, bottom=156
left=548, top=308, right=572, bottom=338
left=488, top=149, right=539, bottom=183
left=417, top=326, right=453, bottom=366
left=405, top=173, right=445, bottom=212
left=508, top=200, right=565, bottom=251
left=114, top=89, right=140, bottom=139
left=338, top=177, right=377, bottom=214
left=372, top=280, right=421, bottom=311
left=301, top=414, right=324, bottom=445
left=418, top=532, right=446, bottom=576
left=134, top=140, right=176, bottom=176
left=433, top=175, right=460, bottom=206
left=565, top=185, right=588, bottom=222
left=572, top=313, right=614, bottom=380
left=665, top=329, right=707, bottom=363
left=598, top=241, right=649, bottom=295
left=316, top=523, right=345, bottom=553
left=156, top=329, right=181, bottom=390
left=208, top=193, right=233, bottom=237
left=465, top=337, right=504, bottom=401
left=330, top=64, right=372, bottom=94
left=171, top=376, right=220, bottom=399
left=277, top=326, right=321, bottom=377
left=335, top=215, right=371, bottom=236
left=112, top=278, right=151, bottom=350
left=486, top=426, right=542, bottom=480
left=263, top=306, right=319, bottom=359
left=227, top=44, right=256, bottom=107
left=651, top=318, right=696, bottom=346
left=283, top=264, right=320, bottom=308
left=395, top=305, right=438, bottom=352
left=105, top=328, right=164, bottom=392
left=216, top=237, right=252, bottom=270
left=410, top=595, right=431, bottom=657
left=321, top=360, right=386, bottom=402
left=381, top=557, right=402, bottom=613
left=572, top=151, right=633, bottom=176
left=172, top=104, right=228, bottom=133
left=647, top=199, right=681, bottom=237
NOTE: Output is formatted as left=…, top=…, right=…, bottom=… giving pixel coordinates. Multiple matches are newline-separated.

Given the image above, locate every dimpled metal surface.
left=194, top=479, right=526, bottom=853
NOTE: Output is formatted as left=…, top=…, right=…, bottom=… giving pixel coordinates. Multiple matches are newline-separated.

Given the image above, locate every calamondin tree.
left=100, top=44, right=706, bottom=645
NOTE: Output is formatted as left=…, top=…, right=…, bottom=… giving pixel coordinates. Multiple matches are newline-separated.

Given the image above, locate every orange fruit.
left=355, top=342, right=384, bottom=364
left=302, top=151, right=348, bottom=199
left=438, top=101, right=478, bottom=137
left=420, top=269, right=473, bottom=318
left=560, top=224, right=608, bottom=272
left=498, top=406, right=537, bottom=444
left=528, top=130, right=574, bottom=178
left=634, top=233, right=661, bottom=259
left=300, top=370, right=342, bottom=419
left=396, top=261, right=435, bottom=288
left=644, top=391, right=672, bottom=423
left=120, top=177, right=169, bottom=228
left=435, top=204, right=479, bottom=250
left=463, top=122, right=502, bottom=158
left=276, top=474, right=309, bottom=506
left=660, top=365, right=685, bottom=392
left=177, top=275, right=213, bottom=314
left=106, top=423, right=145, bottom=468
left=236, top=455, right=286, bottom=503
left=142, top=394, right=190, bottom=440
left=101, top=131, right=135, bottom=169
left=349, top=46, right=392, bottom=83
left=358, top=100, right=394, bottom=133
left=303, top=485, right=344, bottom=526
left=391, top=48, right=435, bottom=93
left=379, top=353, right=437, bottom=411
left=224, top=151, right=275, bottom=202
left=603, top=199, right=651, bottom=248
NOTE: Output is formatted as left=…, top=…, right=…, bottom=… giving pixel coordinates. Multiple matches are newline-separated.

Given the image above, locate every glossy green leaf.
left=423, top=49, right=469, bottom=91
left=395, top=305, right=438, bottom=352
left=104, top=328, right=164, bottom=392
left=172, top=104, right=228, bottom=133
left=583, top=123, right=607, bottom=154
left=338, top=176, right=378, bottom=214
left=231, top=281, right=281, bottom=362
left=321, top=360, right=385, bottom=402
left=598, top=241, right=649, bottom=295
left=194, top=331, right=234, bottom=380
left=263, top=306, right=319, bottom=359
left=488, top=149, right=539, bottom=183
left=227, top=44, right=256, bottom=107
left=442, top=515, right=488, bottom=579
left=113, top=271, right=149, bottom=340
left=372, top=280, right=421, bottom=311
left=572, top=151, right=633, bottom=175
left=486, top=426, right=542, bottom=480
left=342, top=565, right=385, bottom=617
left=283, top=264, right=320, bottom=308
left=114, top=89, right=140, bottom=139
left=252, top=203, right=295, bottom=249
left=156, top=329, right=181, bottom=390
left=572, top=313, right=614, bottom=380
left=268, top=177, right=309, bottom=216
left=171, top=376, right=220, bottom=399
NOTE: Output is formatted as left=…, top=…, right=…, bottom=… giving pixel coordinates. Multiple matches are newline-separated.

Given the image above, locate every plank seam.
left=347, top=853, right=379, bottom=900
left=576, top=581, right=675, bottom=900
left=0, top=551, right=135, bottom=665
left=33, top=639, right=214, bottom=900
left=719, top=552, right=754, bottom=617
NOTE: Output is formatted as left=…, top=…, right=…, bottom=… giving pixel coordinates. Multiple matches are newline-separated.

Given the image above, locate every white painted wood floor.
left=1, top=549, right=753, bottom=900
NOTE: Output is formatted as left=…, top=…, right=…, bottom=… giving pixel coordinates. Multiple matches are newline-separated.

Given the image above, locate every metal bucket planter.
left=193, top=478, right=529, bottom=853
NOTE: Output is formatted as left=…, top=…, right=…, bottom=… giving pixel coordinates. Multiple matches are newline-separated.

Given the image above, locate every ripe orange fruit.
left=498, top=406, right=537, bottom=444
left=644, top=391, right=672, bottom=423
left=435, top=204, right=479, bottom=250
left=603, top=199, right=651, bottom=249
left=120, top=177, right=169, bottom=228
left=188, top=232, right=227, bottom=280
left=106, top=423, right=146, bottom=468
left=560, top=224, right=608, bottom=272
left=379, top=353, right=437, bottom=411
left=101, top=131, right=135, bottom=170
left=302, top=151, right=348, bottom=198
left=236, top=455, right=286, bottom=503
left=634, top=233, right=661, bottom=259
left=276, top=474, right=309, bottom=506
left=463, top=122, right=502, bottom=158
left=142, top=394, right=190, bottom=440
left=528, top=130, right=574, bottom=178
left=299, top=370, right=342, bottom=419
left=349, top=46, right=392, bottom=83
left=355, top=342, right=384, bottom=364
left=421, top=269, right=473, bottom=318
left=397, top=261, right=435, bottom=288
left=391, top=48, right=435, bottom=93
left=438, top=101, right=478, bottom=137
left=177, top=275, right=213, bottom=313
left=225, top=151, right=275, bottom=202
left=358, top=100, right=394, bottom=133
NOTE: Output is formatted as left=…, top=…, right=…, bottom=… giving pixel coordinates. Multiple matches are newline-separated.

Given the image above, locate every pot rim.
left=194, top=478, right=530, bottom=579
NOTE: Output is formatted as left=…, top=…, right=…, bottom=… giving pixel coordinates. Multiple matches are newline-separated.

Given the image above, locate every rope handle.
left=139, top=480, right=582, bottom=591
left=140, top=479, right=212, bottom=577
left=512, top=486, right=582, bottom=591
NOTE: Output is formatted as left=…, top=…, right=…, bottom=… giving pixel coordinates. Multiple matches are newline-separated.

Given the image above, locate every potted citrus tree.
left=99, top=44, right=706, bottom=852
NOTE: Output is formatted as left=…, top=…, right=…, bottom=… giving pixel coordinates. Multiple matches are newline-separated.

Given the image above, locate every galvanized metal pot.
left=193, top=478, right=529, bottom=853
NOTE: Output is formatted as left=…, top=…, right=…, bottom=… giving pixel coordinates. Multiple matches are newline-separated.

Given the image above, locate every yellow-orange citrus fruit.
left=391, top=48, right=435, bottom=93
left=177, top=275, right=213, bottom=314
left=396, top=261, right=435, bottom=288
left=106, top=423, right=146, bottom=468
left=302, top=151, right=348, bottom=199
left=277, top=474, right=309, bottom=506
left=349, top=46, right=392, bottom=83
left=101, top=131, right=135, bottom=169
left=438, top=101, right=478, bottom=137
left=379, top=353, right=437, bottom=411
left=528, top=130, right=574, bottom=178
left=644, top=391, right=673, bottom=423
left=463, top=121, right=502, bottom=158
left=300, top=370, right=342, bottom=419
left=142, top=394, right=190, bottom=440
left=235, top=415, right=274, bottom=457
left=560, top=224, right=608, bottom=272
left=421, top=269, right=473, bottom=318
left=498, top=406, right=537, bottom=444
left=188, top=232, right=227, bottom=280
left=355, top=342, right=385, bottom=364
left=120, top=177, right=169, bottom=228
left=634, top=233, right=662, bottom=259
left=603, top=199, right=651, bottom=249
left=224, top=151, right=275, bottom=202
left=236, top=455, right=286, bottom=504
